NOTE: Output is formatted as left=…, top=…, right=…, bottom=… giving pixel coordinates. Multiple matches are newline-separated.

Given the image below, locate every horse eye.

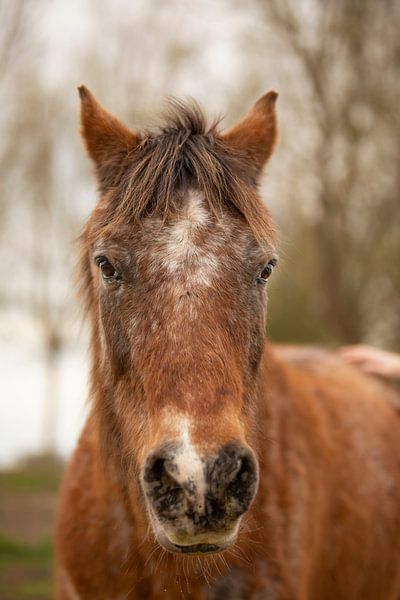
left=257, top=260, right=276, bottom=284
left=96, top=257, right=118, bottom=281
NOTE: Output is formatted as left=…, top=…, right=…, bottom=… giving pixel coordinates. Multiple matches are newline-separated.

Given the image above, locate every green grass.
left=0, top=535, right=54, bottom=599
left=0, top=453, right=63, bottom=492
left=0, top=534, right=53, bottom=565
left=0, top=470, right=61, bottom=493
left=0, top=454, right=62, bottom=599
left=0, top=576, right=53, bottom=600
left=12, top=580, right=53, bottom=598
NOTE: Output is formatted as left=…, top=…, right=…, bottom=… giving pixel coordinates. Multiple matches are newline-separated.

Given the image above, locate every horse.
left=55, top=86, right=400, bottom=599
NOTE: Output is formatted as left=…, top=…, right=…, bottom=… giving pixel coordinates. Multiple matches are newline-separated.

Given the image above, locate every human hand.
left=339, top=345, right=400, bottom=380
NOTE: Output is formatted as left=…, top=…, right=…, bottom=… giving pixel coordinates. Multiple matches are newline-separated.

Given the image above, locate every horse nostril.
left=143, top=448, right=185, bottom=520
left=208, top=445, right=259, bottom=520
left=226, top=453, right=259, bottom=517
left=148, top=457, right=165, bottom=482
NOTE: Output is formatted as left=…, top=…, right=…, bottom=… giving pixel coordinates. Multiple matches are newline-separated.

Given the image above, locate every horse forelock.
left=83, top=99, right=275, bottom=247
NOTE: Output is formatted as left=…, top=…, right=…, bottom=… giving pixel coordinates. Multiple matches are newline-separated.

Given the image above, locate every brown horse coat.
left=55, top=88, right=400, bottom=600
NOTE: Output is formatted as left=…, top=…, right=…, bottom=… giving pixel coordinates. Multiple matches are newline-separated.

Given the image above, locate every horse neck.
left=255, top=343, right=293, bottom=467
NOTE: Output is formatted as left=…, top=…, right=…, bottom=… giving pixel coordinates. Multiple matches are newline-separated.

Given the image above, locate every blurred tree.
left=252, top=0, right=400, bottom=348
left=1, top=78, right=79, bottom=453
left=0, top=0, right=35, bottom=230
left=0, top=4, right=80, bottom=453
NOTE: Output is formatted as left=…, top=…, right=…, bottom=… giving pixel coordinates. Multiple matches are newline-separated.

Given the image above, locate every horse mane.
left=90, top=99, right=276, bottom=248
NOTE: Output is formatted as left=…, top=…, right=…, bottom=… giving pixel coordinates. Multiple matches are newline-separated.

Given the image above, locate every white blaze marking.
left=173, top=417, right=206, bottom=513
left=161, top=189, right=219, bottom=286
left=182, top=188, right=210, bottom=226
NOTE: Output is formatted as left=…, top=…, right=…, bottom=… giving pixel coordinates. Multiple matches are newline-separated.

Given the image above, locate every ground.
left=0, top=454, right=63, bottom=600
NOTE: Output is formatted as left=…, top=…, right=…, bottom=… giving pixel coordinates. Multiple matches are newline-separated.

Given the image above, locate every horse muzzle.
left=141, top=442, right=259, bottom=554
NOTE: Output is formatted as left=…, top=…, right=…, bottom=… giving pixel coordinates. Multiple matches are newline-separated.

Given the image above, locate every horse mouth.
left=153, top=522, right=238, bottom=555
left=170, top=542, right=223, bottom=555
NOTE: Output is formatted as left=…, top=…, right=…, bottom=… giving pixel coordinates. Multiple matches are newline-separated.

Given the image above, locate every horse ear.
left=222, top=91, right=278, bottom=176
left=78, top=85, right=140, bottom=190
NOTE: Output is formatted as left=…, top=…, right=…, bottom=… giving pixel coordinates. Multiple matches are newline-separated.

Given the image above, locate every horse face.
left=79, top=87, right=278, bottom=554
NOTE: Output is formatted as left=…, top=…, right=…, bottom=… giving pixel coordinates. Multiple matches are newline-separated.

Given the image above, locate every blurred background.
left=0, top=0, right=399, bottom=597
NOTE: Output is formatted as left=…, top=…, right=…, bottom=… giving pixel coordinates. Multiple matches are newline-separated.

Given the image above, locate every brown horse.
left=55, top=87, right=400, bottom=599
